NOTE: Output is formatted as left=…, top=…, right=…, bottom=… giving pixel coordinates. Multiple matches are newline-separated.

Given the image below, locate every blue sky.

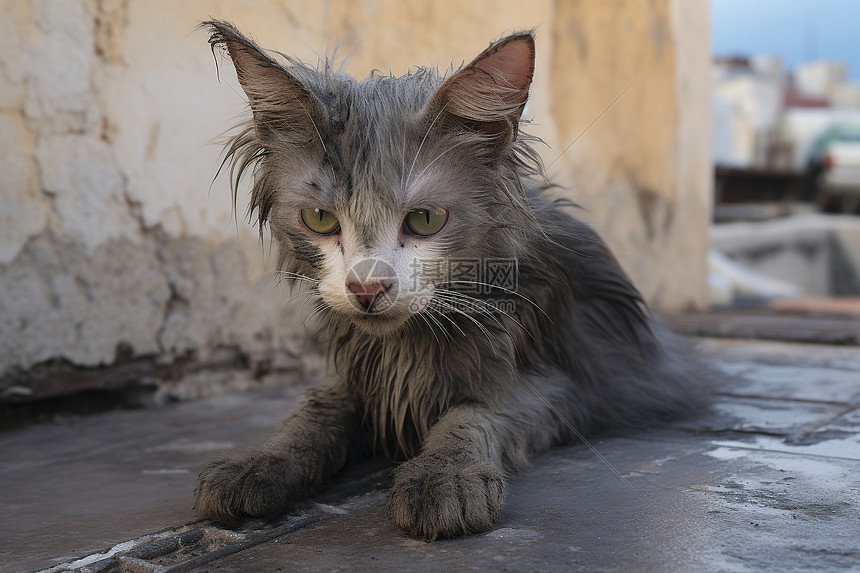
left=712, top=0, right=860, bottom=80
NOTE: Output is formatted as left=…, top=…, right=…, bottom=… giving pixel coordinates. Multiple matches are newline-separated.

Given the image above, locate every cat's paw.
left=194, top=454, right=300, bottom=527
left=389, top=454, right=507, bottom=540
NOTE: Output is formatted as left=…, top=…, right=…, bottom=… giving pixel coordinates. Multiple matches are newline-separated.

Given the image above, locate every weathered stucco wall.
left=0, top=0, right=710, bottom=398
left=549, top=0, right=712, bottom=310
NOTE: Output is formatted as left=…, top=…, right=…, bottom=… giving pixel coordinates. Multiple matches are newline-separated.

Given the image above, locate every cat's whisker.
left=270, top=270, right=320, bottom=284
left=411, top=139, right=469, bottom=183
left=297, top=99, right=327, bottom=155
left=435, top=289, right=533, bottom=341
left=288, top=282, right=315, bottom=299
left=282, top=287, right=315, bottom=303
left=430, top=287, right=525, bottom=348
left=293, top=291, right=322, bottom=317
left=424, top=305, right=455, bottom=342
left=305, top=306, right=327, bottom=327
left=398, top=130, right=407, bottom=192
left=266, top=272, right=321, bottom=305
left=525, top=81, right=634, bottom=195
left=416, top=310, right=443, bottom=346
left=303, top=302, right=330, bottom=329
left=404, top=102, right=450, bottom=189
left=431, top=301, right=506, bottom=342
left=431, top=290, right=508, bottom=329
left=312, top=309, right=338, bottom=339
left=431, top=293, right=503, bottom=331
left=425, top=304, right=466, bottom=339
left=254, top=273, right=309, bottom=301
left=441, top=280, right=545, bottom=313
left=271, top=279, right=317, bottom=302
left=432, top=291, right=523, bottom=348
left=432, top=299, right=499, bottom=355
left=440, top=280, right=551, bottom=320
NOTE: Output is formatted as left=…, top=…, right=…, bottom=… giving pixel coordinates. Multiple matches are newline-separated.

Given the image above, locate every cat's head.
left=206, top=21, right=541, bottom=336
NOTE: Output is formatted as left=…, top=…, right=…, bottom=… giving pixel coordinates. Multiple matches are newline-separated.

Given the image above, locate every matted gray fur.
left=194, top=20, right=713, bottom=540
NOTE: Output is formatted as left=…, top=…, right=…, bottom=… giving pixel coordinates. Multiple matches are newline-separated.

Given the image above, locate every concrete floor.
left=2, top=337, right=859, bottom=573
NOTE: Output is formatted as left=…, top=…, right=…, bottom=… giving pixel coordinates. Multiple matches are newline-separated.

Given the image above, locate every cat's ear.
left=431, top=32, right=535, bottom=144
left=204, top=20, right=324, bottom=146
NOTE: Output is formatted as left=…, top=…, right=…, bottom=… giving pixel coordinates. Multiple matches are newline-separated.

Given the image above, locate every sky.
left=712, top=0, right=860, bottom=81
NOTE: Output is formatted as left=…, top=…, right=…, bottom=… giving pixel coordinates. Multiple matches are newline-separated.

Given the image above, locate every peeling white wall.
left=0, top=0, right=296, bottom=381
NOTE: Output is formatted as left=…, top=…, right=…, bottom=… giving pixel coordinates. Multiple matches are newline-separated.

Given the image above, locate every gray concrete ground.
left=2, top=337, right=859, bottom=572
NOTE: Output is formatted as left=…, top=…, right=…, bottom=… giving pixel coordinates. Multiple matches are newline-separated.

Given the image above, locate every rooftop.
left=2, top=314, right=859, bottom=572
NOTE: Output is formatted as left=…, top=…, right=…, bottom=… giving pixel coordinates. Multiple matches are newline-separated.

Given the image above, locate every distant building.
left=712, top=56, right=786, bottom=168
left=832, top=83, right=860, bottom=109
left=794, top=61, right=847, bottom=101
left=713, top=55, right=860, bottom=171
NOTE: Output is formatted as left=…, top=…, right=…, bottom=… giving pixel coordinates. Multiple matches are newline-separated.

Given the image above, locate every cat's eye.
left=403, top=208, right=448, bottom=237
left=301, top=208, right=340, bottom=235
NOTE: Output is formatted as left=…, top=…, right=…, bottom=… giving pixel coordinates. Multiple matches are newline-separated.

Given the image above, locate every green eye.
left=404, top=208, right=448, bottom=237
left=301, top=208, right=340, bottom=235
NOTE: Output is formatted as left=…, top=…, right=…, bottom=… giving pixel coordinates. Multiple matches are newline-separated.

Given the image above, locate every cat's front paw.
left=389, top=454, right=507, bottom=540
left=194, top=454, right=300, bottom=527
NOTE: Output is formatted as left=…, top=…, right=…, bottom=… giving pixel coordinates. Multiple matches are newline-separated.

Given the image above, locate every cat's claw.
left=194, top=454, right=298, bottom=527
left=389, top=455, right=507, bottom=540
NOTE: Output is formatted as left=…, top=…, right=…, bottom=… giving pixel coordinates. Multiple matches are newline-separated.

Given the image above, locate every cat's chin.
left=343, top=311, right=411, bottom=337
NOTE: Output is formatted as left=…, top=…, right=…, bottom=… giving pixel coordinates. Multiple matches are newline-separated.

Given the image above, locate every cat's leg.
left=194, top=382, right=360, bottom=526
left=389, top=376, right=567, bottom=539
left=388, top=406, right=507, bottom=539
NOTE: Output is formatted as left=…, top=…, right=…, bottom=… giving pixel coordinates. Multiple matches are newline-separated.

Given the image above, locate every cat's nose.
left=347, top=281, right=389, bottom=311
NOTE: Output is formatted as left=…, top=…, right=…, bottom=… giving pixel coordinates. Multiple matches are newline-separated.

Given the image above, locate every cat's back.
left=514, top=187, right=714, bottom=428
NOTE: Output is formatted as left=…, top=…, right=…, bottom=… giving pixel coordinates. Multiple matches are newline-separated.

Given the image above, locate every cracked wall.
left=0, top=0, right=308, bottom=397
left=549, top=0, right=712, bottom=310
left=0, top=0, right=711, bottom=397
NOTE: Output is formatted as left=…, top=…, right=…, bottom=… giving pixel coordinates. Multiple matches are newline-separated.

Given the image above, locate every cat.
left=194, top=20, right=711, bottom=540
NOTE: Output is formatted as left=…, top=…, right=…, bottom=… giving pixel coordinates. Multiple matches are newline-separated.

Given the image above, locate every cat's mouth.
left=315, top=258, right=437, bottom=335
left=338, top=258, right=410, bottom=332
left=344, top=290, right=427, bottom=335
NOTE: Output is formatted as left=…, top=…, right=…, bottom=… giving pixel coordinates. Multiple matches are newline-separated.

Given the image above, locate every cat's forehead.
left=304, top=69, right=453, bottom=209
left=316, top=68, right=439, bottom=119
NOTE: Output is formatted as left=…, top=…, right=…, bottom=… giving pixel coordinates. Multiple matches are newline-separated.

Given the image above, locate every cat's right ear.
left=203, top=20, right=324, bottom=146
left=429, top=32, right=536, bottom=145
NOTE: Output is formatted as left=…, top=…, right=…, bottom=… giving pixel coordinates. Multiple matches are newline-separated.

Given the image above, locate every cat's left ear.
left=430, top=32, right=535, bottom=144
left=203, top=20, right=325, bottom=146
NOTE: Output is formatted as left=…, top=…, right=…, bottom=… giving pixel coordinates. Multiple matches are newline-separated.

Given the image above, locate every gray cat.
left=194, top=20, right=710, bottom=540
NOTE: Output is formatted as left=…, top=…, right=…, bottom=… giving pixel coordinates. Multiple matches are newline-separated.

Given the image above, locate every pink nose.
left=347, top=282, right=388, bottom=311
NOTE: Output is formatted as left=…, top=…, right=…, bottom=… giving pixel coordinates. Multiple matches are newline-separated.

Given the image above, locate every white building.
left=794, top=61, right=847, bottom=101
left=713, top=55, right=860, bottom=170
left=712, top=57, right=786, bottom=167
